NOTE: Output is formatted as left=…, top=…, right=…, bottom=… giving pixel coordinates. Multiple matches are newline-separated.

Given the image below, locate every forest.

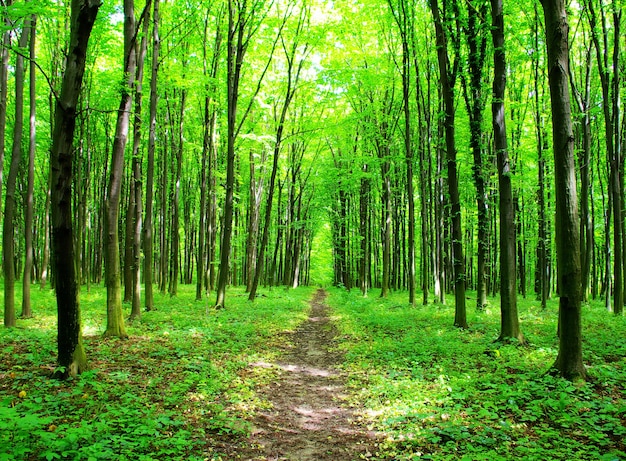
left=1, top=0, right=625, bottom=459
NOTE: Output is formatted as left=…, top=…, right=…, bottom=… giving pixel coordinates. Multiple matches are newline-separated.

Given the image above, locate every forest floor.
left=215, top=288, right=381, bottom=460
left=3, top=285, right=625, bottom=460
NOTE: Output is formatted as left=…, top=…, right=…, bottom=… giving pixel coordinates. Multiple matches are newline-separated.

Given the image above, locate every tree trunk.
left=143, top=0, right=159, bottom=311
left=491, top=0, right=524, bottom=343
left=197, top=9, right=222, bottom=301
left=40, top=172, right=51, bottom=289
left=413, top=41, right=432, bottom=306
left=168, top=86, right=185, bottom=298
left=3, top=25, right=29, bottom=328
left=434, top=110, right=445, bottom=304
left=22, top=15, right=37, bottom=319
left=389, top=0, right=416, bottom=305
left=381, top=160, right=392, bottom=297
left=586, top=0, right=622, bottom=315
left=123, top=166, right=135, bottom=302
left=431, top=0, right=467, bottom=327
left=359, top=162, right=370, bottom=296
left=569, top=44, right=593, bottom=302
left=129, top=7, right=149, bottom=320
left=245, top=148, right=263, bottom=291
left=51, top=0, right=100, bottom=378
left=0, top=0, right=12, bottom=223
left=460, top=0, right=489, bottom=311
left=216, top=1, right=245, bottom=308
left=104, top=0, right=138, bottom=338
left=540, top=0, right=585, bottom=380
left=533, top=4, right=550, bottom=309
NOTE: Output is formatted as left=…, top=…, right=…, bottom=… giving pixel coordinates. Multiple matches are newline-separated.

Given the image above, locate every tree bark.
left=3, top=24, right=30, bottom=327
left=569, top=44, right=593, bottom=302
left=197, top=9, right=222, bottom=301
left=216, top=0, right=269, bottom=307
left=143, top=0, right=159, bottom=311
left=586, top=0, right=622, bottom=315
left=460, top=0, right=489, bottom=311
left=491, top=0, right=524, bottom=343
left=215, top=1, right=244, bottom=308
left=51, top=0, right=101, bottom=377
left=540, top=0, right=586, bottom=380
left=430, top=0, right=467, bottom=327
left=388, top=0, right=416, bottom=305
left=413, top=35, right=432, bottom=306
left=0, top=0, right=12, bottom=223
left=22, top=15, right=37, bottom=319
left=167, top=85, right=185, bottom=298
left=104, top=0, right=138, bottom=338
left=129, top=5, right=149, bottom=320
left=533, top=3, right=550, bottom=309
left=359, top=161, right=370, bottom=297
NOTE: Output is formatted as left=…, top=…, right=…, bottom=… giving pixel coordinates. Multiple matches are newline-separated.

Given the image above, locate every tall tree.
left=388, top=0, right=416, bottom=306
left=197, top=7, right=223, bottom=301
left=0, top=0, right=12, bottom=223
left=533, top=3, right=550, bottom=309
left=540, top=0, right=585, bottom=380
left=22, top=14, right=37, bottom=319
left=3, top=22, right=30, bottom=328
left=491, top=0, right=523, bottom=343
left=216, top=0, right=274, bottom=308
left=460, top=0, right=489, bottom=310
left=143, top=0, right=160, bottom=311
left=104, top=0, right=140, bottom=337
left=215, top=0, right=246, bottom=308
left=430, top=0, right=467, bottom=327
left=568, top=40, right=594, bottom=303
left=51, top=0, right=101, bottom=377
left=586, top=0, right=622, bottom=315
left=411, top=20, right=434, bottom=306
left=249, top=2, right=309, bottom=301
left=129, top=2, right=149, bottom=320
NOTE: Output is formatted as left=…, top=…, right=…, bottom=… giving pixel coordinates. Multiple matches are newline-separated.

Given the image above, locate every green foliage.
left=326, top=288, right=626, bottom=460
left=0, top=285, right=313, bottom=460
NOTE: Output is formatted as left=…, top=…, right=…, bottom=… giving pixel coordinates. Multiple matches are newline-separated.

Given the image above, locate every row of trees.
left=1, top=0, right=326, bottom=376
left=0, top=0, right=620, bottom=381
left=324, top=0, right=621, bottom=380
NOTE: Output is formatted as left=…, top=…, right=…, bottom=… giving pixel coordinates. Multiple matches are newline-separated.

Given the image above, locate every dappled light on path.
left=229, top=289, right=380, bottom=460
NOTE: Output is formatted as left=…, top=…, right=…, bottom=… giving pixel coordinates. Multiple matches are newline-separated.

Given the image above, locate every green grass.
left=326, top=288, right=626, bottom=460
left=0, top=284, right=313, bottom=461
left=3, top=284, right=625, bottom=460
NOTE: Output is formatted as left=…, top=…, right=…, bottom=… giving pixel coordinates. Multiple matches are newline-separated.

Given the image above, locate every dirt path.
left=222, top=289, right=380, bottom=460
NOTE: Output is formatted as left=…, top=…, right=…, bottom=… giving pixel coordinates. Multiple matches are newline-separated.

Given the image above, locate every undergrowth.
left=326, top=288, right=626, bottom=461
left=0, top=285, right=312, bottom=461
